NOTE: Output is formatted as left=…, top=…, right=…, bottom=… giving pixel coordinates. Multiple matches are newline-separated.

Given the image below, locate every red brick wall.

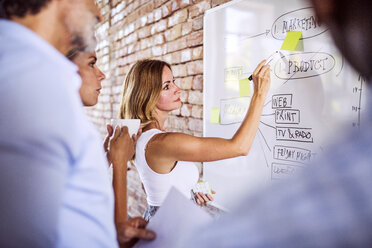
left=89, top=0, right=231, bottom=217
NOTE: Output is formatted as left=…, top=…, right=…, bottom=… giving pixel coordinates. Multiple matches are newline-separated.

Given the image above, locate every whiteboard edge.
left=204, top=0, right=245, bottom=16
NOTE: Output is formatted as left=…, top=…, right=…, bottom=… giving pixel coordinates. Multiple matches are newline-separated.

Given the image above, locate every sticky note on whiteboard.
left=239, top=78, right=251, bottom=97
left=210, top=108, right=220, bottom=124
left=280, top=31, right=302, bottom=51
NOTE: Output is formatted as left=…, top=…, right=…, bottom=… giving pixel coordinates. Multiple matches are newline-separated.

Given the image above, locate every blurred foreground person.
left=0, top=1, right=154, bottom=247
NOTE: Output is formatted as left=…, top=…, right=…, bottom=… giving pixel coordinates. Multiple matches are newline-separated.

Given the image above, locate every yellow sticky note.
left=280, top=31, right=302, bottom=51
left=239, top=78, right=251, bottom=97
left=210, top=108, right=220, bottom=124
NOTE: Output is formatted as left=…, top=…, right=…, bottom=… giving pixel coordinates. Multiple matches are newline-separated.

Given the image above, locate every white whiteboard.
left=203, top=0, right=368, bottom=210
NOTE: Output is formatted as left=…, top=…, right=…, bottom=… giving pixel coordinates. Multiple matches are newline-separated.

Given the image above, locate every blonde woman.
left=119, top=59, right=270, bottom=220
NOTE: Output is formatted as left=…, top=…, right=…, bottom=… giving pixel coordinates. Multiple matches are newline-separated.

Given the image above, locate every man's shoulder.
left=0, top=39, right=82, bottom=138
left=1, top=44, right=57, bottom=76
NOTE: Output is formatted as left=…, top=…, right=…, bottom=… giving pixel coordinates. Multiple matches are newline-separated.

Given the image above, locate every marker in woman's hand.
left=248, top=51, right=279, bottom=81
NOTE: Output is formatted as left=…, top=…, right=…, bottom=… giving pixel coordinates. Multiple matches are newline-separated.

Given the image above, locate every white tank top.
left=134, top=129, right=199, bottom=206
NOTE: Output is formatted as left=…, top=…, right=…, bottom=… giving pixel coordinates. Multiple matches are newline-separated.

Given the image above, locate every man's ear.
left=311, top=0, right=336, bottom=24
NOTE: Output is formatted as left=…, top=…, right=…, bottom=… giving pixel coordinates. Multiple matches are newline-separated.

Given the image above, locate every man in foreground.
left=0, top=1, right=154, bottom=247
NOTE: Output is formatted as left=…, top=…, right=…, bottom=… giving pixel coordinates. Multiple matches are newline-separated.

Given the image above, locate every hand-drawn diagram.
left=204, top=1, right=368, bottom=210
left=219, top=6, right=365, bottom=179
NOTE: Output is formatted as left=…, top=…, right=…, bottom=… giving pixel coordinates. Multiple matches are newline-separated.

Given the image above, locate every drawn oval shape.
left=274, top=52, right=335, bottom=80
left=271, top=7, right=328, bottom=40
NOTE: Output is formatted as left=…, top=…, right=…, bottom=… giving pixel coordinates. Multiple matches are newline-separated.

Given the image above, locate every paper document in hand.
left=134, top=187, right=213, bottom=248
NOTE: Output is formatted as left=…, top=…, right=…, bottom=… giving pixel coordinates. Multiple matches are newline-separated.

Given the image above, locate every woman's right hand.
left=194, top=190, right=216, bottom=206
left=252, top=60, right=271, bottom=98
left=109, top=126, right=135, bottom=167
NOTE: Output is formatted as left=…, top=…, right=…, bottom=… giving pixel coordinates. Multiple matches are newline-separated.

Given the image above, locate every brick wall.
left=89, top=0, right=231, bottom=217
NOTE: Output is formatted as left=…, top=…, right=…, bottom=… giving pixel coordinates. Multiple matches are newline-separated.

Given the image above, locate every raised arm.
left=146, top=60, right=270, bottom=173
left=231, top=60, right=271, bottom=155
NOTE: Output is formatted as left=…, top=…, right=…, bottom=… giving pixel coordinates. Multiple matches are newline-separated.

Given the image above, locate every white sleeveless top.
left=134, top=129, right=199, bottom=206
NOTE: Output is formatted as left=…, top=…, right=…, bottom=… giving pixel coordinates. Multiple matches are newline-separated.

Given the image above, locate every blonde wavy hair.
left=119, top=59, right=171, bottom=127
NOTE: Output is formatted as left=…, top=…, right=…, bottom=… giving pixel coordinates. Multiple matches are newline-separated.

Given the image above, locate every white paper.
left=134, top=187, right=213, bottom=248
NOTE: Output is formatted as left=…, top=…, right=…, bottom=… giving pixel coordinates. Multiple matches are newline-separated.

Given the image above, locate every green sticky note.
left=280, top=31, right=302, bottom=51
left=210, top=108, right=220, bottom=124
left=239, top=78, right=251, bottom=97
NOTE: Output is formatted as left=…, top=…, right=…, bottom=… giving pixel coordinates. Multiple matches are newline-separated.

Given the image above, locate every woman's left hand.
left=194, top=190, right=216, bottom=206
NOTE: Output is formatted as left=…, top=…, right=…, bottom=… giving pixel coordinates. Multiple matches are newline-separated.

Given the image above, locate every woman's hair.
left=119, top=59, right=171, bottom=127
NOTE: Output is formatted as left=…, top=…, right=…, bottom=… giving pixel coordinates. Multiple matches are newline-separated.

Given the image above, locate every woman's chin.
left=82, top=98, right=98, bottom=107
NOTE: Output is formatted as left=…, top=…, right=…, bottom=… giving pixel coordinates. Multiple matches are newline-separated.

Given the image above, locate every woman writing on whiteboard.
left=118, top=59, right=271, bottom=220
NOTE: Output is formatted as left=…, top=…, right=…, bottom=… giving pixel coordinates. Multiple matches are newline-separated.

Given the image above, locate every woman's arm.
left=109, top=127, right=156, bottom=247
left=113, top=160, right=128, bottom=225
left=146, top=60, right=271, bottom=173
left=109, top=126, right=135, bottom=225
